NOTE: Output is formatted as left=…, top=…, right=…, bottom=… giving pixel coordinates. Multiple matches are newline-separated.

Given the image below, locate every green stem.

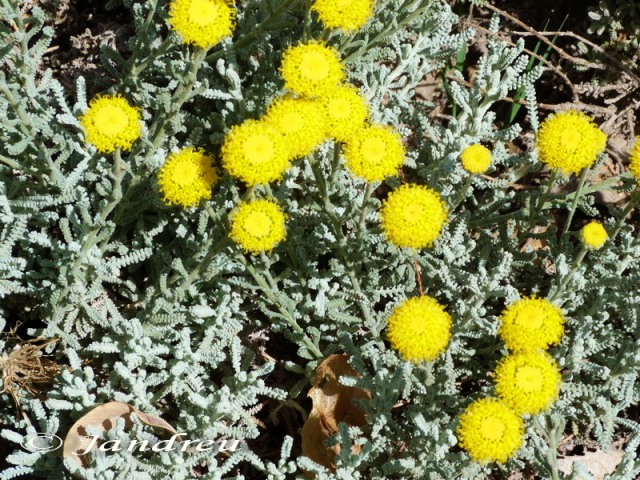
left=307, top=153, right=377, bottom=331
left=357, top=183, right=375, bottom=238
left=0, top=153, right=22, bottom=170
left=549, top=245, right=587, bottom=303
left=104, top=47, right=208, bottom=241
left=560, top=165, right=590, bottom=242
left=527, top=169, right=559, bottom=233
left=127, top=0, right=160, bottom=77
left=236, top=254, right=323, bottom=359
left=535, top=415, right=561, bottom=480
left=205, top=0, right=299, bottom=63
left=610, top=190, right=640, bottom=241
left=341, top=0, right=428, bottom=63
left=450, top=175, right=474, bottom=211
left=49, top=150, right=126, bottom=320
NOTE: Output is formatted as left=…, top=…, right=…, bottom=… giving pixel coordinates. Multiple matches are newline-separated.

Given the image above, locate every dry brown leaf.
left=300, top=354, right=371, bottom=472
left=63, top=401, right=177, bottom=468
left=558, top=448, right=624, bottom=479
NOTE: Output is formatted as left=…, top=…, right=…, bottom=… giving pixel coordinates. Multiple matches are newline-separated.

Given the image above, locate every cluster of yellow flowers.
left=76, top=1, right=453, bottom=255
left=457, top=296, right=564, bottom=463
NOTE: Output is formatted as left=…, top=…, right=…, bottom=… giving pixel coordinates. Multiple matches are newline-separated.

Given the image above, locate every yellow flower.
left=581, top=221, right=608, bottom=249
left=495, top=351, right=562, bottom=415
left=79, top=94, right=141, bottom=153
left=536, top=110, right=607, bottom=175
left=168, top=0, right=235, bottom=49
left=628, top=136, right=640, bottom=181
left=229, top=199, right=287, bottom=253
left=379, top=184, right=448, bottom=249
left=456, top=397, right=524, bottom=464
left=280, top=42, right=345, bottom=97
left=319, top=84, right=369, bottom=142
left=311, top=0, right=375, bottom=32
left=221, top=120, right=290, bottom=186
left=264, top=96, right=327, bottom=159
left=498, top=296, right=565, bottom=352
left=343, top=124, right=405, bottom=181
left=386, top=296, right=452, bottom=363
left=157, top=147, right=219, bottom=208
left=460, top=144, right=492, bottom=174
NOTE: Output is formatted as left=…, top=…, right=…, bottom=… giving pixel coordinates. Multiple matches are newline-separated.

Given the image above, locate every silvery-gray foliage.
left=1, top=0, right=639, bottom=479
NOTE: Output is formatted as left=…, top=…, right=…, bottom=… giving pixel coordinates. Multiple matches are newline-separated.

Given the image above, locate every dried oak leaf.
left=300, top=354, right=371, bottom=471
left=63, top=401, right=177, bottom=468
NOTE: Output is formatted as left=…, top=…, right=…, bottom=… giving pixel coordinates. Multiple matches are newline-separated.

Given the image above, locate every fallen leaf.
left=558, top=448, right=624, bottom=479
left=300, top=354, right=371, bottom=472
left=63, top=401, right=177, bottom=467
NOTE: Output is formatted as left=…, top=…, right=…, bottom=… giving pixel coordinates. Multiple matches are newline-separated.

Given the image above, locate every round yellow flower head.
left=168, top=0, right=235, bottom=49
left=319, top=84, right=369, bottom=142
left=498, top=296, right=565, bottom=352
left=460, top=144, right=492, bottom=174
left=280, top=42, right=345, bottom=97
left=157, top=147, right=219, bottom=208
left=79, top=94, right=141, bottom=153
left=628, top=136, right=640, bottom=182
left=536, top=110, right=607, bottom=175
left=343, top=124, right=405, bottom=182
left=494, top=351, right=562, bottom=415
left=581, top=221, right=608, bottom=250
left=386, top=296, right=452, bottom=363
left=311, top=0, right=375, bottom=32
left=229, top=198, right=287, bottom=254
left=379, top=184, right=448, bottom=249
left=264, top=96, right=327, bottom=159
left=221, top=119, right=290, bottom=186
left=456, top=397, right=524, bottom=464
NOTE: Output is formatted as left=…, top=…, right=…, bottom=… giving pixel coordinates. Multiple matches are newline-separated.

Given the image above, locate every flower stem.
left=560, top=165, right=590, bottom=242
left=610, top=190, right=640, bottom=241
left=236, top=254, right=323, bottom=359
left=526, top=169, right=559, bottom=234
left=549, top=245, right=587, bottom=303
left=205, top=0, right=300, bottom=63
left=307, top=153, right=377, bottom=332
left=450, top=175, right=474, bottom=211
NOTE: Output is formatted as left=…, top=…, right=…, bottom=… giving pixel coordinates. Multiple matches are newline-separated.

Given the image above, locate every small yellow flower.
left=168, top=0, right=235, bottom=49
left=581, top=221, right=608, bottom=249
left=264, top=96, right=327, bottom=159
left=456, top=397, right=524, bottom=464
left=319, top=84, right=369, bottom=142
left=460, top=144, right=492, bottom=174
left=229, top=199, right=287, bottom=253
left=311, top=0, right=375, bottom=32
left=498, top=296, right=565, bottom=352
left=494, top=351, right=562, bottom=415
left=386, top=296, right=452, bottom=363
left=628, top=136, right=640, bottom=182
left=280, top=42, right=345, bottom=97
left=536, top=110, right=607, bottom=175
left=221, top=120, right=290, bottom=186
left=79, top=94, right=141, bottom=153
left=343, top=124, right=405, bottom=181
left=157, top=147, right=219, bottom=208
left=379, top=184, right=448, bottom=249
